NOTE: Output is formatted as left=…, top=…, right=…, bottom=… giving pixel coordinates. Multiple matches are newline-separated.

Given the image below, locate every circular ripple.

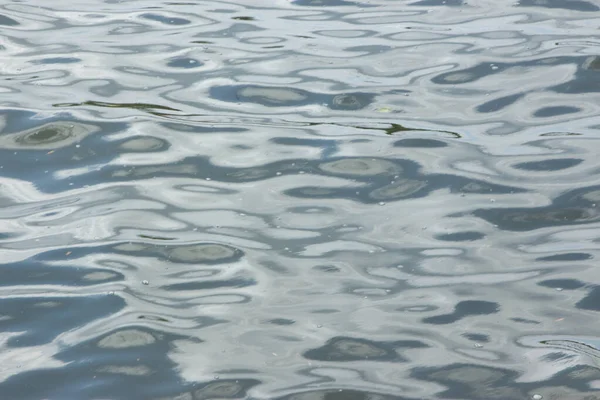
left=98, top=329, right=156, bottom=348
left=1, top=122, right=98, bottom=150
left=320, top=158, right=400, bottom=176
left=167, top=243, right=241, bottom=263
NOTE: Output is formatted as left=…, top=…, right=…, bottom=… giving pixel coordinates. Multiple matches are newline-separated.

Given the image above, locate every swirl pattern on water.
left=0, top=0, right=600, bottom=399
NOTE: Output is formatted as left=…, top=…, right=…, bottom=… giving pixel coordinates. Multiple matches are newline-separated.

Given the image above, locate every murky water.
left=1, top=0, right=600, bottom=399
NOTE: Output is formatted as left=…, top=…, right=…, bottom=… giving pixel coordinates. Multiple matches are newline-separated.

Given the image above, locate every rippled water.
left=1, top=0, right=600, bottom=399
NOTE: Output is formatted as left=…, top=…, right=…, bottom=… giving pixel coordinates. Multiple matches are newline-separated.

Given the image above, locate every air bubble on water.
left=556, top=288, right=563, bottom=291
left=532, top=395, right=542, bottom=400
left=205, top=177, right=211, bottom=181
left=276, top=171, right=282, bottom=175
left=142, top=280, right=149, bottom=285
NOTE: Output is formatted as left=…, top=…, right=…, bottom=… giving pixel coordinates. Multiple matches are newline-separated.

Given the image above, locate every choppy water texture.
left=1, top=0, right=600, bottom=399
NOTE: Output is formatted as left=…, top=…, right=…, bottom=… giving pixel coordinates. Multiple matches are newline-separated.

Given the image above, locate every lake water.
left=1, top=0, right=600, bottom=399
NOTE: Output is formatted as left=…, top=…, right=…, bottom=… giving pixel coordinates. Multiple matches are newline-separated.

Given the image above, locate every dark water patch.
left=267, top=318, right=296, bottom=325
left=0, top=295, right=125, bottom=347
left=462, top=333, right=490, bottom=343
left=517, top=0, right=599, bottom=12
left=576, top=286, right=600, bottom=311
left=476, top=93, right=524, bottom=113
left=473, top=185, right=600, bottom=231
left=0, top=14, right=19, bottom=26
left=534, top=106, right=581, bottom=118
left=422, top=300, right=499, bottom=325
left=304, top=336, right=428, bottom=362
left=536, top=252, right=592, bottom=262
left=313, top=264, right=342, bottom=273
left=513, top=158, right=582, bottom=171
left=511, top=317, right=540, bottom=325
left=162, top=277, right=255, bottom=291
left=476, top=206, right=598, bottom=232
left=31, top=57, right=82, bottom=65
left=538, top=279, right=586, bottom=290
left=435, top=231, right=485, bottom=242
left=393, top=138, right=448, bottom=148
left=549, top=57, right=600, bottom=94
left=167, top=57, right=203, bottom=69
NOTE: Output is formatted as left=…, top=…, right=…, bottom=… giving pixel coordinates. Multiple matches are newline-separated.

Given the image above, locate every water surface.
left=1, top=0, right=600, bottom=399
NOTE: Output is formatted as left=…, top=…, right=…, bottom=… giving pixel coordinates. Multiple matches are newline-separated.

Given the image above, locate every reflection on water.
left=1, top=0, right=600, bottom=399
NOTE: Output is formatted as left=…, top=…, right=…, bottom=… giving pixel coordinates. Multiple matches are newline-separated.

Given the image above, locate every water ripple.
left=1, top=0, right=600, bottom=399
